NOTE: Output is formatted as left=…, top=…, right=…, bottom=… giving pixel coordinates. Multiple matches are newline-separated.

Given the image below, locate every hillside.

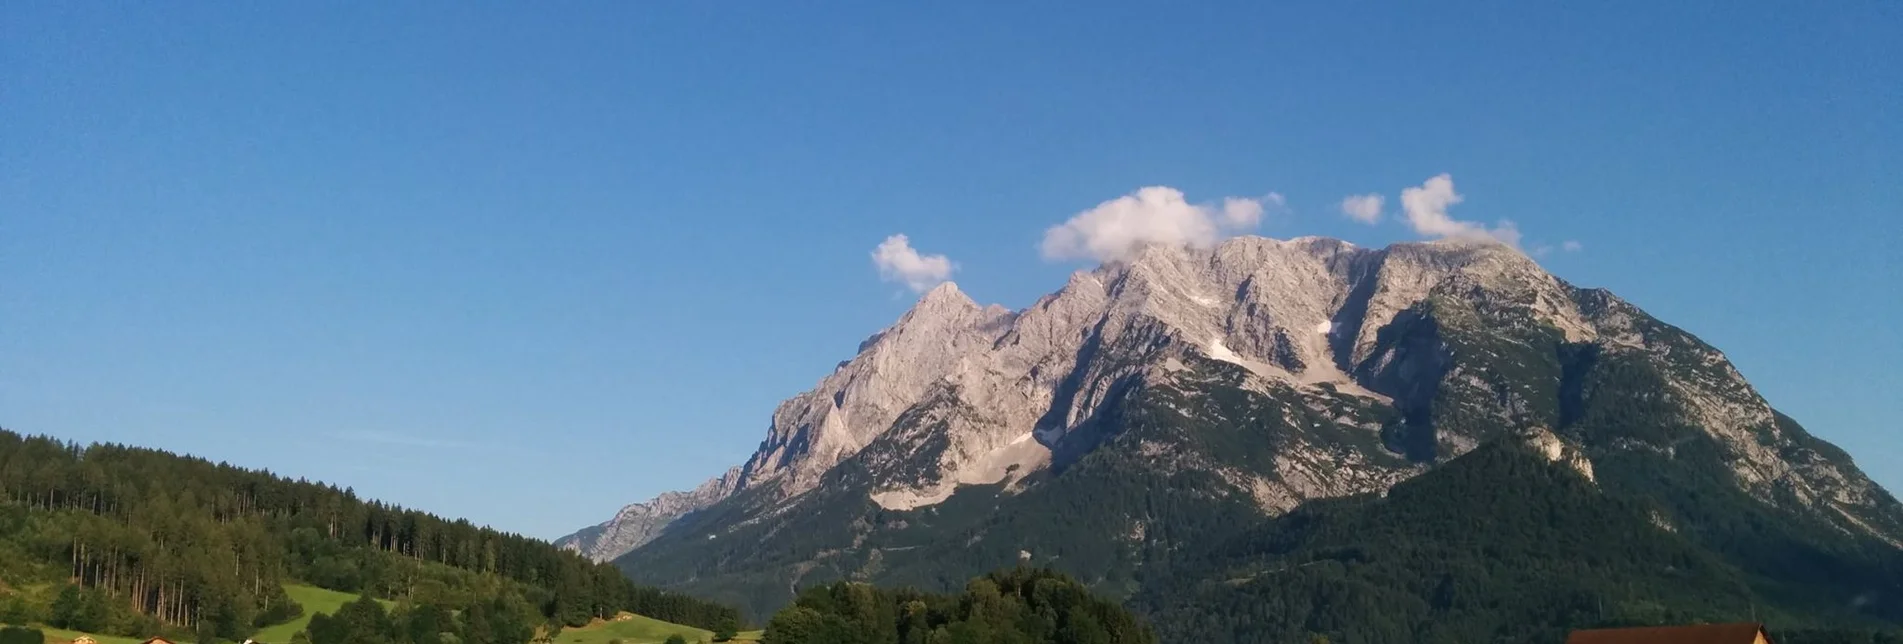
left=1132, top=434, right=1850, bottom=641
left=0, top=430, right=741, bottom=643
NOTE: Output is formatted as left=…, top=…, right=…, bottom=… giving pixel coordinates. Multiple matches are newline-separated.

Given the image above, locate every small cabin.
left=1566, top=622, right=1773, bottom=644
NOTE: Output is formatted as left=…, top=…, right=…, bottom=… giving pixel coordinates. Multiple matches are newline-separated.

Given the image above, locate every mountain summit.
left=560, top=235, right=1902, bottom=627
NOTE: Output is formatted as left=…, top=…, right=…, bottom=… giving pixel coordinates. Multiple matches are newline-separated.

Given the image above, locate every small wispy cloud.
left=1040, top=187, right=1278, bottom=263
left=333, top=430, right=480, bottom=450
left=1338, top=194, right=1384, bottom=224
left=872, top=234, right=956, bottom=293
left=1399, top=174, right=1521, bottom=247
left=1533, top=239, right=1585, bottom=258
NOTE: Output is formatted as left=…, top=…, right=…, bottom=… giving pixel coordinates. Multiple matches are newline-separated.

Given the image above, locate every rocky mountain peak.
left=909, top=281, right=978, bottom=314
left=561, top=236, right=1585, bottom=560
left=730, top=279, right=1014, bottom=498
left=559, top=235, right=1901, bottom=569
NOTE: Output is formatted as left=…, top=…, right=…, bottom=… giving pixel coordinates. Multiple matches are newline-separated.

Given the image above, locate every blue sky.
left=4, top=2, right=1898, bottom=540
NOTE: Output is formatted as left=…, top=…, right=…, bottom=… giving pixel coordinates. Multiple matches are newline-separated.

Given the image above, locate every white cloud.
left=1041, top=187, right=1272, bottom=262
left=1399, top=174, right=1521, bottom=247
left=1338, top=194, right=1384, bottom=224
left=1562, top=240, right=1583, bottom=252
left=1221, top=196, right=1266, bottom=228
left=872, top=234, right=956, bottom=292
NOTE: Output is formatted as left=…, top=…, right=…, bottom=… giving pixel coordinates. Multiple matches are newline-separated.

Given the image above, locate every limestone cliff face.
left=559, top=235, right=1902, bottom=565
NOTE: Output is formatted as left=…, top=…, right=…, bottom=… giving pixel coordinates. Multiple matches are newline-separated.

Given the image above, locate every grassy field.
left=251, top=584, right=395, bottom=643
left=7, top=584, right=715, bottom=644
left=549, top=613, right=713, bottom=644
left=253, top=585, right=712, bottom=644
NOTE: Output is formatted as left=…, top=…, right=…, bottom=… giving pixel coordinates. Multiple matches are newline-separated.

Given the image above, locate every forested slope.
left=0, top=429, right=739, bottom=642
left=1131, top=437, right=1903, bottom=643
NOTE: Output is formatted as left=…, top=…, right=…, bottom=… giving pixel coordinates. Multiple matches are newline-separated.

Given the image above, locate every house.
left=1566, top=622, right=1773, bottom=644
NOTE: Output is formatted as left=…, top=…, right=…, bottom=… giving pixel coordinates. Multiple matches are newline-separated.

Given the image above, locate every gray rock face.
left=556, top=466, right=742, bottom=562
left=559, top=235, right=1901, bottom=563
left=738, top=282, right=1018, bottom=499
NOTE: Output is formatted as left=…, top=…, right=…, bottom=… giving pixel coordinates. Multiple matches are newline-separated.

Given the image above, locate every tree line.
left=0, top=429, right=740, bottom=641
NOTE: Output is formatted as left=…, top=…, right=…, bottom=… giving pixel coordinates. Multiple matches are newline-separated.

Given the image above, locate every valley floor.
left=6, top=582, right=716, bottom=644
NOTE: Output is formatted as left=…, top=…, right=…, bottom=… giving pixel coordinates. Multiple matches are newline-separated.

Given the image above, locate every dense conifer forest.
left=0, top=429, right=740, bottom=643
left=761, top=567, right=1152, bottom=644
left=1130, top=439, right=1903, bottom=643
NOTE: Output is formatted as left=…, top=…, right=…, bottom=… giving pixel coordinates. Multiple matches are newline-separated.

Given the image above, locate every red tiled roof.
left=1566, top=623, right=1769, bottom=644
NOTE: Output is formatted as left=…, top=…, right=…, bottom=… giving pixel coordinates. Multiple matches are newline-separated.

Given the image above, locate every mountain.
left=563, top=235, right=1903, bottom=632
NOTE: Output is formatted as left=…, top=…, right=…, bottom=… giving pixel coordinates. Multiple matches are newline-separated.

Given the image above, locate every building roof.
left=1566, top=623, right=1770, bottom=644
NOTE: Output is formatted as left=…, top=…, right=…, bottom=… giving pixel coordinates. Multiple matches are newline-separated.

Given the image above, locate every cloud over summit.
left=1040, top=187, right=1279, bottom=263
left=873, top=176, right=1559, bottom=291
left=872, top=234, right=957, bottom=293
left=1399, top=174, right=1522, bottom=247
